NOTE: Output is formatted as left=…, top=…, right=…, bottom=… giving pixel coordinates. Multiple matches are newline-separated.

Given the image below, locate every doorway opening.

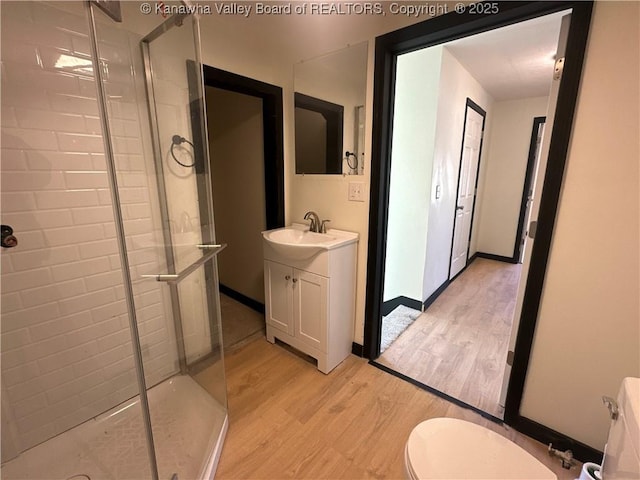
left=375, top=14, right=559, bottom=419
left=363, top=0, right=593, bottom=437
left=201, top=66, right=285, bottom=350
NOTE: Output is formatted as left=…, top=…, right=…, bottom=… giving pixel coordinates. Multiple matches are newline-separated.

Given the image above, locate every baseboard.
left=422, top=280, right=449, bottom=310
left=511, top=416, right=603, bottom=464
left=351, top=342, right=364, bottom=357
left=219, top=284, right=265, bottom=314
left=475, top=252, right=519, bottom=264
left=381, top=296, right=422, bottom=316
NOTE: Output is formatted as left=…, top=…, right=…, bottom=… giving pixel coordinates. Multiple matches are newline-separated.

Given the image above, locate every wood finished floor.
left=377, top=258, right=522, bottom=419
left=213, top=338, right=581, bottom=479
left=220, top=293, right=265, bottom=351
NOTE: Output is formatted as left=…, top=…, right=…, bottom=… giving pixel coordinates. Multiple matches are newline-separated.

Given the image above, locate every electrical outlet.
left=348, top=182, right=365, bottom=202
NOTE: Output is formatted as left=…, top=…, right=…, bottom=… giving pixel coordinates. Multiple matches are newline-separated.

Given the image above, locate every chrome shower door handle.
left=141, top=244, right=226, bottom=283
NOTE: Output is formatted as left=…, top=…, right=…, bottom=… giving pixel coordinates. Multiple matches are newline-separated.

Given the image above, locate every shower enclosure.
left=1, top=1, right=227, bottom=478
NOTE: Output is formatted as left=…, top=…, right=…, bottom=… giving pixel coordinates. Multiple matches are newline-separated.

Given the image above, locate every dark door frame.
left=448, top=98, right=487, bottom=281
left=202, top=65, right=285, bottom=231
left=200, top=65, right=285, bottom=312
left=513, top=116, right=546, bottom=262
left=363, top=0, right=598, bottom=462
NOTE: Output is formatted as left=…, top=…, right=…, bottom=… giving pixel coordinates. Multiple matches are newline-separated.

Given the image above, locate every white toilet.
left=404, top=417, right=556, bottom=479
left=601, top=377, right=639, bottom=479
left=404, top=377, right=640, bottom=480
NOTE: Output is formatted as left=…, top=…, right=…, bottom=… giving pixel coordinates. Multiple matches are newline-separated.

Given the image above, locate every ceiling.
left=444, top=11, right=568, bottom=101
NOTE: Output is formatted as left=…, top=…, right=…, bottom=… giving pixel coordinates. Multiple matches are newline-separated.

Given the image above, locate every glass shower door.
left=89, top=2, right=228, bottom=479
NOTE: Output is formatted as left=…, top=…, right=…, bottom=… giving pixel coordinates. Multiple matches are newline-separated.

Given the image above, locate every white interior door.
left=519, top=121, right=546, bottom=264
left=499, top=14, right=572, bottom=406
left=450, top=104, right=484, bottom=279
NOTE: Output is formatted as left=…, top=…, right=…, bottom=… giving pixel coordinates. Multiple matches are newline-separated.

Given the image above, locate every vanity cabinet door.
left=264, top=260, right=294, bottom=335
left=293, top=269, right=328, bottom=353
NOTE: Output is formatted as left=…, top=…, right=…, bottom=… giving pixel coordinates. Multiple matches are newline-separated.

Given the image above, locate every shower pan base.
left=1, top=375, right=227, bottom=480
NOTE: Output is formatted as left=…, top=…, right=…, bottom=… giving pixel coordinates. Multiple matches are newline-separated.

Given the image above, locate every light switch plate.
left=348, top=182, right=365, bottom=202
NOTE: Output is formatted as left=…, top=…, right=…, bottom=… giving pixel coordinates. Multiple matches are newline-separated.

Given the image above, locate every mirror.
left=294, top=41, right=368, bottom=175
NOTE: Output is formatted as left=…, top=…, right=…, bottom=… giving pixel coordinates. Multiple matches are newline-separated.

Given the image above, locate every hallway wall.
left=207, top=87, right=266, bottom=303
left=474, top=96, right=549, bottom=258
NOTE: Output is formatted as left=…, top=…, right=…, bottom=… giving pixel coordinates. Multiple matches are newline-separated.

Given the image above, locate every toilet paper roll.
left=578, top=462, right=602, bottom=480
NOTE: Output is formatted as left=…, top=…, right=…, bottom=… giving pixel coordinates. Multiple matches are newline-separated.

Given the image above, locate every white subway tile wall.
left=1, top=2, right=179, bottom=453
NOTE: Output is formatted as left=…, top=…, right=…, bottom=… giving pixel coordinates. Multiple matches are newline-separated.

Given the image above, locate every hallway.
left=377, top=258, right=522, bottom=418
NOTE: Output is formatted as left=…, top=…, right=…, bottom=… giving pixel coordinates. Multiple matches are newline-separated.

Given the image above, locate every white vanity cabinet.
left=262, top=226, right=358, bottom=374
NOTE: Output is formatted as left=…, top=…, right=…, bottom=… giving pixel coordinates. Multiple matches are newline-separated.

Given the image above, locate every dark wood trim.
left=422, top=280, right=449, bottom=311
left=363, top=0, right=594, bottom=455
left=381, top=295, right=422, bottom=316
left=448, top=97, right=487, bottom=278
left=370, top=361, right=503, bottom=424
left=202, top=65, right=285, bottom=229
left=351, top=342, right=364, bottom=357
left=219, top=284, right=265, bottom=314
left=363, top=32, right=397, bottom=361
left=475, top=252, right=519, bottom=264
left=382, top=281, right=448, bottom=321
left=504, top=0, right=593, bottom=427
left=513, top=116, right=546, bottom=262
left=294, top=92, right=344, bottom=174
left=515, top=416, right=603, bottom=464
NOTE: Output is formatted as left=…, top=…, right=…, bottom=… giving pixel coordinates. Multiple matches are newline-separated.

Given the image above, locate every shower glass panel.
left=90, top=2, right=228, bottom=479
left=1, top=1, right=227, bottom=479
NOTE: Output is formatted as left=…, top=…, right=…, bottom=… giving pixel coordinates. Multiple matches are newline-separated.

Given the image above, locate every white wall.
left=475, top=96, right=549, bottom=257
left=0, top=1, right=178, bottom=454
left=520, top=0, right=640, bottom=450
left=207, top=87, right=266, bottom=303
left=422, top=48, right=494, bottom=300
left=384, top=46, right=443, bottom=302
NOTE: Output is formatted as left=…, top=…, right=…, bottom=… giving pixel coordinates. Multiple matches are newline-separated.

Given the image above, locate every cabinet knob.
left=292, top=278, right=298, bottom=283
left=285, top=275, right=291, bottom=281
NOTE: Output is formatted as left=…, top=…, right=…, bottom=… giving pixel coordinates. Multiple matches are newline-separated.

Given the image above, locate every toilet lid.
left=406, top=418, right=557, bottom=479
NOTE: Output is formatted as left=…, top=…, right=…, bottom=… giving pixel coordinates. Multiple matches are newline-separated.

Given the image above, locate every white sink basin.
left=262, top=224, right=358, bottom=260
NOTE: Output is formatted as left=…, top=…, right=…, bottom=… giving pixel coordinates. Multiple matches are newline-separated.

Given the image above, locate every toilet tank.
left=602, top=377, right=640, bottom=479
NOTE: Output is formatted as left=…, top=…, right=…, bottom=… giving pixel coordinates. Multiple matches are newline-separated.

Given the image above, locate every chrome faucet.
left=319, top=219, right=330, bottom=234
left=304, top=211, right=321, bottom=233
